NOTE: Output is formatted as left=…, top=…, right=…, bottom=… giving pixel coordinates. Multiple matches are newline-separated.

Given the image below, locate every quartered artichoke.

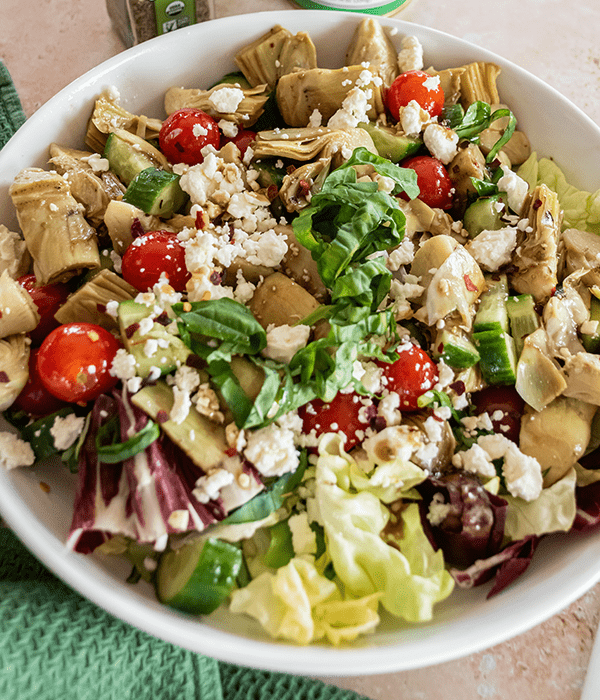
left=509, top=184, right=561, bottom=304
left=85, top=92, right=163, bottom=153
left=457, top=61, right=501, bottom=109
left=54, top=269, right=137, bottom=331
left=0, top=270, right=39, bottom=339
left=0, top=224, right=30, bottom=279
left=104, top=200, right=169, bottom=254
left=425, top=66, right=466, bottom=106
left=164, top=84, right=270, bottom=127
left=234, top=25, right=318, bottom=89
left=9, top=168, right=101, bottom=285
left=345, top=18, right=398, bottom=88
left=276, top=66, right=385, bottom=127
left=278, top=158, right=331, bottom=213
left=560, top=227, right=600, bottom=285
left=0, top=334, right=30, bottom=411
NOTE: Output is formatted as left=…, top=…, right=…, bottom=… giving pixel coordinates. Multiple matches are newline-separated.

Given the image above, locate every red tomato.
left=471, top=386, right=525, bottom=444
left=377, top=344, right=439, bottom=412
left=386, top=70, right=445, bottom=121
left=18, top=274, right=70, bottom=346
left=221, top=128, right=256, bottom=158
left=13, top=349, right=68, bottom=416
left=37, top=323, right=120, bottom=404
left=159, top=108, right=221, bottom=166
left=400, top=155, right=454, bottom=210
left=121, top=230, right=190, bottom=293
left=298, top=391, right=370, bottom=451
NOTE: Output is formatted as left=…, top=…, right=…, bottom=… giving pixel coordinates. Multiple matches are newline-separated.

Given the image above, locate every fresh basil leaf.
left=454, top=101, right=492, bottom=139
left=441, top=103, right=465, bottom=129
left=485, top=108, right=517, bottom=163
left=207, top=360, right=254, bottom=427
left=471, top=177, right=499, bottom=197
left=330, top=256, right=392, bottom=310
left=96, top=419, right=160, bottom=464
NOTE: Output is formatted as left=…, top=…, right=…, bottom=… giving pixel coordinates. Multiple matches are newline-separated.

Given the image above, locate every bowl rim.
left=2, top=9, right=600, bottom=676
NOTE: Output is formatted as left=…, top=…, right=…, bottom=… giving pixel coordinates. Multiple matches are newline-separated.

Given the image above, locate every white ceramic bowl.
left=2, top=9, right=600, bottom=677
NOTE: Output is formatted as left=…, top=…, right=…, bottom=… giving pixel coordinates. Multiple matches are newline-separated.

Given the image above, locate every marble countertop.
left=2, top=1, right=600, bottom=698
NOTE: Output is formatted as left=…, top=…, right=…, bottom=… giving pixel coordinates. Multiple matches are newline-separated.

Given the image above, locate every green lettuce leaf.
left=503, top=468, right=577, bottom=541
left=518, top=153, right=600, bottom=233
left=314, top=435, right=454, bottom=622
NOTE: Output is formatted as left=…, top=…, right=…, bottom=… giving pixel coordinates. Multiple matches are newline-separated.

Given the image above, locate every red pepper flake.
left=130, top=218, right=144, bottom=239
left=195, top=209, right=208, bottom=229
left=286, top=164, right=297, bottom=175
left=464, top=274, right=478, bottom=292
left=210, top=271, right=222, bottom=285
left=125, top=322, right=140, bottom=339
left=533, top=198, right=543, bottom=210
left=156, top=410, right=170, bottom=424
left=0, top=371, right=9, bottom=383
left=267, top=184, right=279, bottom=201
left=225, top=447, right=237, bottom=457
left=449, top=380, right=466, bottom=396
left=437, top=343, right=444, bottom=354
left=155, top=311, right=170, bottom=326
left=298, top=180, right=311, bottom=197
left=96, top=303, right=107, bottom=314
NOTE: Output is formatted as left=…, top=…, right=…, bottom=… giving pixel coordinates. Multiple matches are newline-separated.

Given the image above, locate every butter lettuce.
left=314, top=435, right=454, bottom=622
left=503, top=468, right=577, bottom=541
left=518, top=153, right=600, bottom=233
left=229, top=556, right=380, bottom=645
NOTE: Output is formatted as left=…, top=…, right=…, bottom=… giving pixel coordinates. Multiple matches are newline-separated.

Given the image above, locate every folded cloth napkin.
left=0, top=63, right=371, bottom=700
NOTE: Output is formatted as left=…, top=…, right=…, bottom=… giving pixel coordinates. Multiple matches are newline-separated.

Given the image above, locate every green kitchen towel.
left=0, top=63, right=372, bottom=700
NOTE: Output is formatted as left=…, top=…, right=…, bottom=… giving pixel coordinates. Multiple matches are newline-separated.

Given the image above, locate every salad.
left=2, top=17, right=600, bottom=647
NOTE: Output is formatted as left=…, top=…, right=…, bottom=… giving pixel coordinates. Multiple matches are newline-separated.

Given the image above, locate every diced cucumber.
left=209, top=71, right=251, bottom=90
left=123, top=167, right=187, bottom=218
left=103, top=132, right=157, bottom=186
left=582, top=295, right=600, bottom=353
left=117, top=300, right=191, bottom=378
left=474, top=274, right=509, bottom=333
left=358, top=121, right=422, bottom=163
left=156, top=538, right=242, bottom=615
left=463, top=192, right=507, bottom=238
left=433, top=329, right=480, bottom=369
left=252, top=157, right=288, bottom=189
left=473, top=330, right=517, bottom=385
left=506, top=294, right=540, bottom=356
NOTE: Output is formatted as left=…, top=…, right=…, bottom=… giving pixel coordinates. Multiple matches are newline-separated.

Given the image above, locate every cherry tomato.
left=37, top=323, right=120, bottom=404
left=121, top=230, right=190, bottom=293
left=377, top=344, right=439, bottom=412
left=471, top=386, right=525, bottom=444
left=18, top=274, right=70, bottom=346
left=159, top=108, right=221, bottom=166
left=221, top=128, right=256, bottom=158
left=13, top=349, right=68, bottom=416
left=298, top=391, right=370, bottom=451
left=400, top=155, right=454, bottom=210
left=386, top=70, right=445, bottom=121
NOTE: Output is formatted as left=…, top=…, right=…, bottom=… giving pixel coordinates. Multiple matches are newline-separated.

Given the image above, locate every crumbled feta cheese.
left=174, top=365, right=201, bottom=393
left=377, top=392, right=402, bottom=427
left=262, top=324, right=310, bottom=364
left=243, top=423, right=299, bottom=477
left=50, top=414, right=85, bottom=451
left=288, top=512, right=317, bottom=555
left=423, top=123, right=459, bottom=164
left=208, top=86, right=245, bottom=114
left=387, top=238, right=415, bottom=270
left=308, top=109, right=322, bottom=127
left=218, top=119, right=238, bottom=139
left=465, top=227, right=518, bottom=271
left=397, top=36, right=424, bottom=72
left=400, top=99, right=431, bottom=137
left=109, top=349, right=137, bottom=380
left=327, top=87, right=371, bottom=129
left=454, top=443, right=497, bottom=478
left=84, top=153, right=110, bottom=173
left=476, top=434, right=543, bottom=501
left=358, top=360, right=384, bottom=394
left=105, top=300, right=119, bottom=318
left=497, top=165, right=529, bottom=216
left=0, top=432, right=35, bottom=470
left=170, top=386, right=191, bottom=424
left=427, top=492, right=452, bottom=526
left=193, top=468, right=235, bottom=503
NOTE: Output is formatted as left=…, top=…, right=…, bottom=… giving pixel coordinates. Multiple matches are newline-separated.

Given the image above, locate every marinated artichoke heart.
left=85, top=91, right=163, bottom=153
left=515, top=328, right=566, bottom=412
left=280, top=224, right=328, bottom=301
left=425, top=66, right=466, bottom=106
left=48, top=143, right=115, bottom=227
left=164, top=84, right=270, bottom=127
left=447, top=143, right=487, bottom=207
left=248, top=271, right=321, bottom=330
left=253, top=126, right=376, bottom=164
left=402, top=198, right=456, bottom=237
left=562, top=352, right=600, bottom=406
left=0, top=334, right=30, bottom=411
left=234, top=24, right=317, bottom=89
left=509, top=184, right=561, bottom=304
left=278, top=158, right=331, bottom=214
left=0, top=224, right=30, bottom=279
left=0, top=270, right=40, bottom=339
left=457, top=61, right=501, bottom=109
left=54, top=269, right=137, bottom=331
left=477, top=105, right=531, bottom=166
left=345, top=18, right=398, bottom=88
left=276, top=65, right=385, bottom=128
left=561, top=228, right=600, bottom=285
left=104, top=200, right=170, bottom=254
left=9, top=168, right=101, bottom=285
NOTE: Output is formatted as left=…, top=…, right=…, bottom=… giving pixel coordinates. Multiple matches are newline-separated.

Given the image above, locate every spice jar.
left=106, top=0, right=213, bottom=47
left=289, top=0, right=414, bottom=15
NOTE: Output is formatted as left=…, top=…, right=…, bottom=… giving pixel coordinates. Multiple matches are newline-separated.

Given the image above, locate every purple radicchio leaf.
left=571, top=481, right=600, bottom=533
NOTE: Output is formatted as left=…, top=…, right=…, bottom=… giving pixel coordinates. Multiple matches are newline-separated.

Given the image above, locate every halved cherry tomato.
left=13, top=349, right=68, bottom=416
left=37, top=323, right=120, bottom=404
left=121, top=230, right=190, bottom=293
left=377, top=344, right=438, bottom=412
left=400, top=155, right=454, bottom=210
left=159, top=108, right=221, bottom=166
left=386, top=70, right=445, bottom=121
left=471, top=386, right=525, bottom=444
left=298, top=391, right=371, bottom=451
left=18, top=274, right=70, bottom=346
left=221, top=128, right=256, bottom=158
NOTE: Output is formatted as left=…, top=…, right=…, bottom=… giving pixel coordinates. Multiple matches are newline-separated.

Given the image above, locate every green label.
left=290, top=0, right=410, bottom=14
left=154, top=0, right=196, bottom=35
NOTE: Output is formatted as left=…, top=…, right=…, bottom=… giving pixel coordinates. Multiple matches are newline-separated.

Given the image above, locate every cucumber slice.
left=474, top=274, right=509, bottom=333
left=209, top=71, right=251, bottom=90
left=156, top=538, right=242, bottom=615
left=463, top=192, right=507, bottom=238
left=473, top=330, right=517, bottom=385
left=123, top=167, right=187, bottom=218
left=103, top=132, right=156, bottom=186
left=506, top=294, right=540, bottom=356
left=358, top=121, right=422, bottom=163
left=582, top=295, right=600, bottom=353
left=433, top=329, right=480, bottom=369
left=253, top=157, right=288, bottom=188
